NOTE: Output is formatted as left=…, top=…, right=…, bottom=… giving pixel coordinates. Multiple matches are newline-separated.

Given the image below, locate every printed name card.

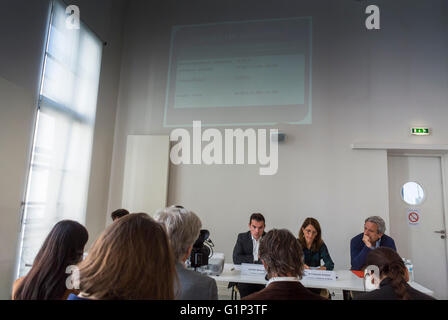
left=241, top=263, right=267, bottom=277
left=303, top=270, right=337, bottom=281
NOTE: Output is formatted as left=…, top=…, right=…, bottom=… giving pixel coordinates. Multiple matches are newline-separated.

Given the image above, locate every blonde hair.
left=77, top=213, right=176, bottom=299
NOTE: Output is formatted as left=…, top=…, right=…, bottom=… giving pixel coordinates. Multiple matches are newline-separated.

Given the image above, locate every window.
left=16, top=0, right=103, bottom=277
left=401, top=181, right=425, bottom=206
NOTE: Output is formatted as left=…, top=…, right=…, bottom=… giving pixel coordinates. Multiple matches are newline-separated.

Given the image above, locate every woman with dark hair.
left=298, top=217, right=334, bottom=270
left=68, top=213, right=177, bottom=300
left=355, top=247, right=435, bottom=300
left=110, top=208, right=129, bottom=221
left=12, top=220, right=88, bottom=300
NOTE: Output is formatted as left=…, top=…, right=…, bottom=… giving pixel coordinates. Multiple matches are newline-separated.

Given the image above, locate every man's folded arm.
left=350, top=240, right=370, bottom=270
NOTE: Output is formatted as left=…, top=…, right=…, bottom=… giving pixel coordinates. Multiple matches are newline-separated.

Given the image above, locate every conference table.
left=210, top=263, right=434, bottom=300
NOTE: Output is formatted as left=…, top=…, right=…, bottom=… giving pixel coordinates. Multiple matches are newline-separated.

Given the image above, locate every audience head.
left=77, top=213, right=176, bottom=299
left=110, top=208, right=129, bottom=221
left=365, top=247, right=410, bottom=299
left=259, top=228, right=304, bottom=279
left=249, top=212, right=265, bottom=240
left=364, top=216, right=386, bottom=243
left=13, top=220, right=88, bottom=300
left=154, top=205, right=202, bottom=263
left=298, top=217, right=323, bottom=251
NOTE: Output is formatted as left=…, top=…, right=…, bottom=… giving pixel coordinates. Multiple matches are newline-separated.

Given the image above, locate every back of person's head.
left=154, top=205, right=202, bottom=262
left=13, top=220, right=88, bottom=300
left=259, top=229, right=304, bottom=279
left=365, top=247, right=410, bottom=300
left=77, top=213, right=176, bottom=300
left=110, top=208, right=129, bottom=221
left=249, top=212, right=265, bottom=224
left=298, top=217, right=323, bottom=251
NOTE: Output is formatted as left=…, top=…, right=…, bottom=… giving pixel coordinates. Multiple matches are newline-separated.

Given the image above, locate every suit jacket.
left=233, top=231, right=266, bottom=265
left=242, top=281, right=326, bottom=300
left=350, top=233, right=397, bottom=270
left=354, top=278, right=436, bottom=300
left=175, top=262, right=218, bottom=300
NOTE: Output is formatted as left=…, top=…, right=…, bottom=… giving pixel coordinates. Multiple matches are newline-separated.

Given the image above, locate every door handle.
left=434, top=230, right=446, bottom=239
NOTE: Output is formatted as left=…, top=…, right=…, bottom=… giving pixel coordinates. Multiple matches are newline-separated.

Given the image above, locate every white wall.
left=107, top=0, right=448, bottom=270
left=0, top=0, right=125, bottom=299
left=2, top=0, right=446, bottom=299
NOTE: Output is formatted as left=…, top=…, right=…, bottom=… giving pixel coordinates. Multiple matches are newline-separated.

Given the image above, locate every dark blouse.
left=354, top=278, right=436, bottom=300
left=303, top=242, right=334, bottom=270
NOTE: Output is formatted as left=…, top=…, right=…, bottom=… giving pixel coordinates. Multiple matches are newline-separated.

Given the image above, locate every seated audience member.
left=350, top=216, right=396, bottom=270
left=155, top=205, right=218, bottom=300
left=12, top=220, right=88, bottom=300
left=68, top=213, right=176, bottom=300
left=243, top=229, right=326, bottom=300
left=298, top=217, right=334, bottom=270
left=299, top=217, right=334, bottom=298
left=232, top=213, right=267, bottom=298
left=355, top=248, right=435, bottom=300
left=110, top=208, right=129, bottom=221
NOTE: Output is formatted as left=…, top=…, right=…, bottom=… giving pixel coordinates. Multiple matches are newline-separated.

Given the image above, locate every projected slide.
left=164, top=17, right=312, bottom=127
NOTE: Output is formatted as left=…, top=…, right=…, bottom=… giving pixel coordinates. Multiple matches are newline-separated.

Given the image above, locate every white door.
left=121, top=135, right=170, bottom=214
left=388, top=155, right=448, bottom=299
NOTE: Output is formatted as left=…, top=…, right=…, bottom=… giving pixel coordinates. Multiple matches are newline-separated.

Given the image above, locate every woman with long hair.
left=298, top=217, right=334, bottom=270
left=68, top=213, right=177, bottom=300
left=12, top=220, right=88, bottom=300
left=355, top=247, right=435, bottom=300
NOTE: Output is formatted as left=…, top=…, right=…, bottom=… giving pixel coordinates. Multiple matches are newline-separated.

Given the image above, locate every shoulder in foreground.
left=243, top=282, right=326, bottom=300
left=354, top=285, right=436, bottom=300
left=67, top=293, right=91, bottom=301
left=408, top=287, right=437, bottom=300
left=180, top=266, right=215, bottom=282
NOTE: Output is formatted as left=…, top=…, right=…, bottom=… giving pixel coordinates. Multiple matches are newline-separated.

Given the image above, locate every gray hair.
left=154, top=206, right=202, bottom=262
left=365, top=216, right=386, bottom=234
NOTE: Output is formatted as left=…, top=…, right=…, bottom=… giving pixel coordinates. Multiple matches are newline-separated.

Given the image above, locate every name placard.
left=241, top=263, right=266, bottom=277
left=302, top=270, right=337, bottom=281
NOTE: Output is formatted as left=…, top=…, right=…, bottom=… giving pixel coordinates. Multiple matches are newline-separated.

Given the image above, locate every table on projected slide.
left=210, top=263, right=434, bottom=300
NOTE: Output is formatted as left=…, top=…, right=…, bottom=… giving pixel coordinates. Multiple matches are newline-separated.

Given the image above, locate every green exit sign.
left=411, top=128, right=430, bottom=135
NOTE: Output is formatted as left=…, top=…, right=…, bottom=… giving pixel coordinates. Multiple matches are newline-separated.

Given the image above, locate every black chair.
left=227, top=282, right=239, bottom=300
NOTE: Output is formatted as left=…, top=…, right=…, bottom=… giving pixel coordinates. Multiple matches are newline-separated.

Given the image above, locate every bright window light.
left=16, top=0, right=103, bottom=277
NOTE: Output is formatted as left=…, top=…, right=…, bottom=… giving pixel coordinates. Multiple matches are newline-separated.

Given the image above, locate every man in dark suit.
left=232, top=213, right=266, bottom=298
left=350, top=216, right=397, bottom=270
left=242, top=228, right=325, bottom=300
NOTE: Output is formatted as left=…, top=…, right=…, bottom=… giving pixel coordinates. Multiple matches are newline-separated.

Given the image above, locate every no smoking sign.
left=407, top=209, right=421, bottom=226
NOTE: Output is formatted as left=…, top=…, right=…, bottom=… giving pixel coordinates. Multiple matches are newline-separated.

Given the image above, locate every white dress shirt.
left=251, top=235, right=261, bottom=262
left=266, top=276, right=300, bottom=287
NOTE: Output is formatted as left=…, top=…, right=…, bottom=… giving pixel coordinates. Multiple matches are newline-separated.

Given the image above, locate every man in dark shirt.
left=111, top=208, right=129, bottom=221
left=232, top=213, right=267, bottom=298
left=350, top=216, right=397, bottom=270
